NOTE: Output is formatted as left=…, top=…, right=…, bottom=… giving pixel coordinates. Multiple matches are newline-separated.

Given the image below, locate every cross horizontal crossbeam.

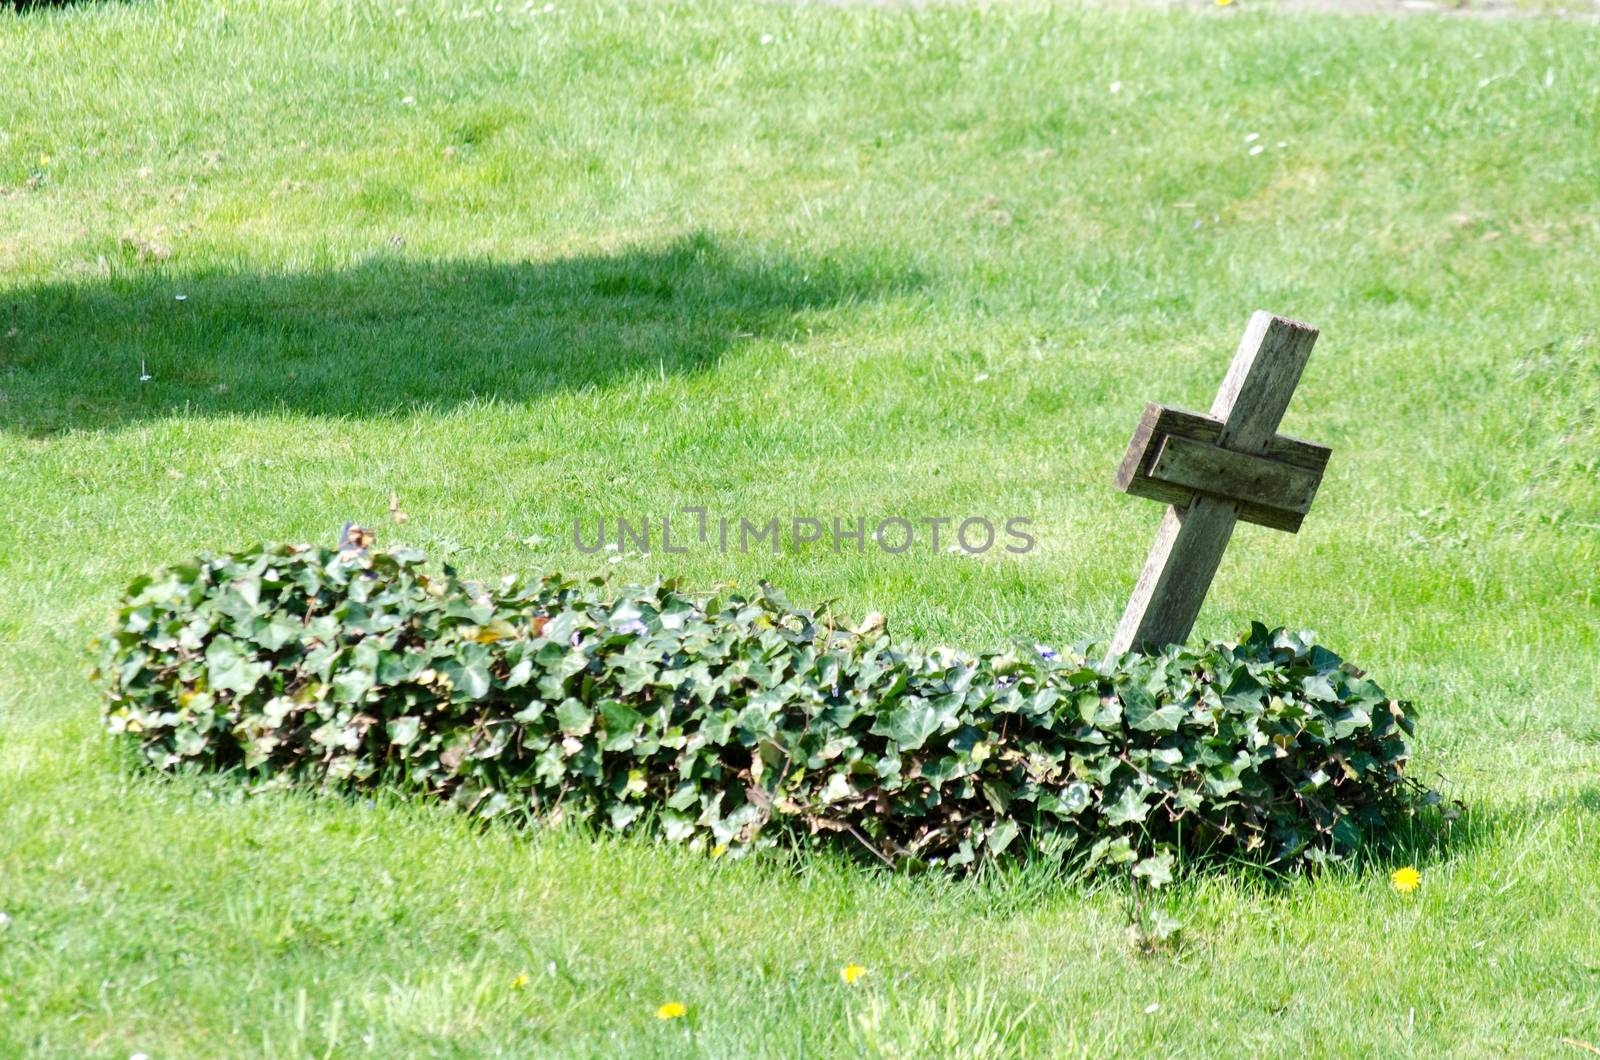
left=1113, top=403, right=1331, bottom=533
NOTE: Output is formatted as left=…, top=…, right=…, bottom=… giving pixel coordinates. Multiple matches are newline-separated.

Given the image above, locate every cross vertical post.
left=1109, top=312, right=1327, bottom=656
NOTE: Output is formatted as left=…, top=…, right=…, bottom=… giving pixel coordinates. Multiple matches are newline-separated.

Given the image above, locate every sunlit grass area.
left=2, top=0, right=1598, bottom=1055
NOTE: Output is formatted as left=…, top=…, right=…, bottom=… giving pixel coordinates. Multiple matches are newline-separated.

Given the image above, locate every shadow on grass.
left=961, top=790, right=1505, bottom=912
left=133, top=751, right=1522, bottom=901
left=5, top=0, right=118, bottom=12
left=1348, top=799, right=1490, bottom=873
left=0, top=233, right=920, bottom=435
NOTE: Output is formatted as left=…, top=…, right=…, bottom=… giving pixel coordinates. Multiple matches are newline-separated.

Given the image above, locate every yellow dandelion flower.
left=841, top=962, right=866, bottom=985
left=1215, top=0, right=1234, bottom=6
left=1390, top=866, right=1421, bottom=894
left=656, top=1001, right=686, bottom=1020
left=711, top=844, right=728, bottom=859
left=39, top=154, right=52, bottom=167
left=510, top=974, right=530, bottom=989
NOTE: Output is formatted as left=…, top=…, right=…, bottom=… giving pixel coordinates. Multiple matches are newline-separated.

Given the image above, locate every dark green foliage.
left=96, top=543, right=1423, bottom=874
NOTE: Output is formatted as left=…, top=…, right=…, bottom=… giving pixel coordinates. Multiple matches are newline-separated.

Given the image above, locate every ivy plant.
left=96, top=543, right=1425, bottom=873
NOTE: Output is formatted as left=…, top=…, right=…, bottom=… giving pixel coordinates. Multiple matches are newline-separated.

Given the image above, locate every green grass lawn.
left=3, top=0, right=1599, bottom=1055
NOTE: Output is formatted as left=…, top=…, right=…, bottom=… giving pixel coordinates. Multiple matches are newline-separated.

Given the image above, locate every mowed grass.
left=2, top=0, right=1598, bottom=1055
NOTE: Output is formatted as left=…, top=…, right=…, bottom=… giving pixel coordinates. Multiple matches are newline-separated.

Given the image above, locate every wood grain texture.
left=1110, top=497, right=1239, bottom=653
left=1149, top=434, right=1322, bottom=516
left=1113, top=402, right=1331, bottom=531
left=1109, top=312, right=1323, bottom=655
left=1114, top=403, right=1331, bottom=483
left=1210, top=312, right=1320, bottom=452
left=1117, top=473, right=1305, bottom=532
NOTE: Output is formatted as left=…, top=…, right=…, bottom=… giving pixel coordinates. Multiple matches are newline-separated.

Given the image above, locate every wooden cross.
left=1109, top=311, right=1331, bottom=654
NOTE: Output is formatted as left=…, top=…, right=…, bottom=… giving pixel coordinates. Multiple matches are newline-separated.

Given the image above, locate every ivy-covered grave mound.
left=97, top=543, right=1424, bottom=873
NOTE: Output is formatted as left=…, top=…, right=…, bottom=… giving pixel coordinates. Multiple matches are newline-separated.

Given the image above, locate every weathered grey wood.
left=1115, top=403, right=1331, bottom=487
left=1149, top=434, right=1322, bottom=517
left=1120, top=470, right=1304, bottom=532
left=1209, top=312, right=1319, bottom=451
left=1109, top=312, right=1322, bottom=655
left=1113, top=422, right=1324, bottom=531
left=1113, top=404, right=1331, bottom=531
left=1111, top=498, right=1239, bottom=653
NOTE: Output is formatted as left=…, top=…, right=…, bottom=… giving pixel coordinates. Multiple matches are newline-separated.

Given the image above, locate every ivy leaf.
left=820, top=772, right=855, bottom=804
left=332, top=665, right=375, bottom=703
left=1104, top=783, right=1151, bottom=825
left=205, top=636, right=268, bottom=695
left=1221, top=669, right=1265, bottom=714
left=1132, top=852, right=1174, bottom=889
left=388, top=716, right=421, bottom=746
left=874, top=698, right=940, bottom=750
left=555, top=698, right=593, bottom=736
left=440, top=646, right=492, bottom=700
left=1302, top=674, right=1339, bottom=702
left=1123, top=685, right=1184, bottom=733
left=987, top=818, right=1020, bottom=856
